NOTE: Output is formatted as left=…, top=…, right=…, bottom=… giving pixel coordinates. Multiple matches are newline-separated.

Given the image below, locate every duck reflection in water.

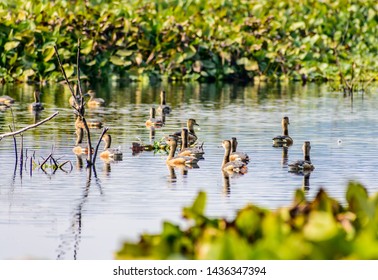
left=222, top=171, right=231, bottom=196
left=302, top=172, right=311, bottom=191
left=75, top=154, right=84, bottom=170
left=166, top=163, right=199, bottom=186
left=149, top=126, right=156, bottom=142
left=281, top=146, right=289, bottom=167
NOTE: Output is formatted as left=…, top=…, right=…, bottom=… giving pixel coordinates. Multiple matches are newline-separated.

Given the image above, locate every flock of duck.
left=0, top=89, right=315, bottom=176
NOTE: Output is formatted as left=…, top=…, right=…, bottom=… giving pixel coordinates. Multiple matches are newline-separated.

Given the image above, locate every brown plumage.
left=156, top=90, right=171, bottom=115
left=222, top=140, right=248, bottom=174
left=0, top=95, right=15, bottom=105
left=145, top=107, right=163, bottom=127
left=288, top=141, right=315, bottom=173
left=178, top=128, right=204, bottom=159
left=273, top=116, right=293, bottom=147
left=100, top=133, right=123, bottom=160
left=29, top=90, right=44, bottom=111
left=72, top=127, right=93, bottom=155
left=171, top=118, right=199, bottom=144
left=87, top=90, right=105, bottom=107
left=229, top=137, right=249, bottom=164
left=166, top=137, right=199, bottom=166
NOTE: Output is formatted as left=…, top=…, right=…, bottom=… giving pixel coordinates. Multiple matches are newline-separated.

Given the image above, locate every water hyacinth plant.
left=115, top=181, right=378, bottom=259
left=0, top=0, right=377, bottom=87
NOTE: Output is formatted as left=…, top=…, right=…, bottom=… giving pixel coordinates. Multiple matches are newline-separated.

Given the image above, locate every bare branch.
left=0, top=111, right=59, bottom=140
left=54, top=46, right=75, bottom=96
left=92, top=127, right=109, bottom=166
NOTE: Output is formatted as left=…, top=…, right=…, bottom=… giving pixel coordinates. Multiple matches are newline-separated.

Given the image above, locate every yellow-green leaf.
left=4, top=41, right=20, bottom=51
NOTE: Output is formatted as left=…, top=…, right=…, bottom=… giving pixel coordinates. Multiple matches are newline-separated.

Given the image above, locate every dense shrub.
left=115, top=182, right=378, bottom=259
left=1, top=0, right=378, bottom=84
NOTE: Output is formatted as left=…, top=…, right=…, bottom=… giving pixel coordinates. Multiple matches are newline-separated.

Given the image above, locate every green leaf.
left=4, top=41, right=20, bottom=51
left=303, top=212, right=338, bottom=242
left=43, top=47, right=55, bottom=62
left=81, top=39, right=93, bottom=55
left=183, top=191, right=207, bottom=219
left=116, top=50, right=133, bottom=57
left=110, top=55, right=126, bottom=66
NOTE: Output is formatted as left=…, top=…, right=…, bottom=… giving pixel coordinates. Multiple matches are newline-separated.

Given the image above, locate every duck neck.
left=168, top=141, right=177, bottom=160
left=222, top=146, right=231, bottom=167
left=75, top=128, right=84, bottom=145
left=304, top=148, right=311, bottom=162
left=160, top=91, right=166, bottom=106
left=34, top=91, right=40, bottom=103
left=150, top=108, right=156, bottom=119
left=181, top=130, right=188, bottom=149
left=282, top=123, right=289, bottom=136
left=231, top=138, right=237, bottom=153
left=188, top=123, right=196, bottom=135
left=103, top=134, right=111, bottom=149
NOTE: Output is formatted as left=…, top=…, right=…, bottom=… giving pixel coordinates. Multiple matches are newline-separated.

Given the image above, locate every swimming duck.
left=145, top=107, right=163, bottom=127
left=72, top=127, right=93, bottom=155
left=0, top=95, right=15, bottom=105
left=288, top=141, right=315, bottom=173
left=272, top=116, right=293, bottom=147
left=87, top=90, right=105, bottom=107
left=222, top=140, right=248, bottom=174
left=75, top=116, right=103, bottom=129
left=166, top=137, right=199, bottom=166
left=69, top=85, right=90, bottom=109
left=100, top=133, right=123, bottom=160
left=171, top=118, right=199, bottom=144
left=178, top=128, right=205, bottom=159
left=157, top=90, right=171, bottom=115
left=29, top=90, right=44, bottom=111
left=230, top=137, right=250, bottom=164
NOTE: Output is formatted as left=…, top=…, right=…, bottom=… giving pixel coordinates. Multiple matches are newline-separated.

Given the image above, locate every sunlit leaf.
left=4, top=41, right=20, bottom=51
left=43, top=47, right=55, bottom=62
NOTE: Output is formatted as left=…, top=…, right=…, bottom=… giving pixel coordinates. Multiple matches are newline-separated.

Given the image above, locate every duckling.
left=87, top=90, right=105, bottom=107
left=100, top=133, right=123, bottom=160
left=178, top=128, right=204, bottom=159
left=145, top=107, right=163, bottom=127
left=288, top=141, right=315, bottom=173
left=157, top=90, right=171, bottom=115
left=171, top=118, right=199, bottom=144
left=230, top=137, right=249, bottom=164
left=0, top=95, right=15, bottom=105
left=166, top=137, right=199, bottom=166
left=72, top=127, right=93, bottom=155
left=29, top=90, right=44, bottom=111
left=272, top=116, right=293, bottom=147
left=222, top=140, right=248, bottom=174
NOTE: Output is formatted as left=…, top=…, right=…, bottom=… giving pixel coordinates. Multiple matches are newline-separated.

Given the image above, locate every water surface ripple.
left=0, top=82, right=377, bottom=259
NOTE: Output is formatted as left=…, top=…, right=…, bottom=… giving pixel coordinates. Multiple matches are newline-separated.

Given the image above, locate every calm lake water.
left=0, top=81, right=378, bottom=259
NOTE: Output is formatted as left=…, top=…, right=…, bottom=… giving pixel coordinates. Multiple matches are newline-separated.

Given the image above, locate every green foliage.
left=115, top=182, right=378, bottom=259
left=1, top=0, right=378, bottom=84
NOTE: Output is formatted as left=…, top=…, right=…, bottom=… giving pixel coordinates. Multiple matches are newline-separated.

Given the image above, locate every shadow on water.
left=56, top=166, right=103, bottom=260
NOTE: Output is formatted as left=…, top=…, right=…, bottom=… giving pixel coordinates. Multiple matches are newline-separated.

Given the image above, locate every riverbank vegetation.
left=115, top=181, right=378, bottom=259
left=1, top=0, right=378, bottom=88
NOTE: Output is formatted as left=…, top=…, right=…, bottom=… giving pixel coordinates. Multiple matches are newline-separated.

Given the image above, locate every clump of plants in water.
left=115, top=181, right=378, bottom=259
left=1, top=0, right=378, bottom=88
